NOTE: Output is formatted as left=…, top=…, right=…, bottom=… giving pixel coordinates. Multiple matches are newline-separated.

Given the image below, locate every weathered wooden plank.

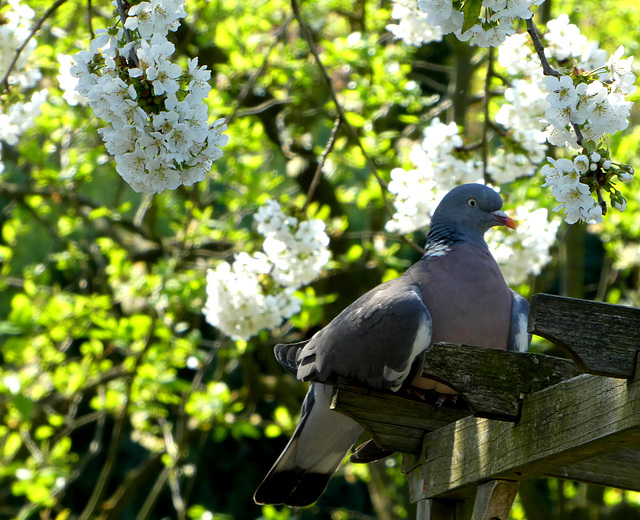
left=546, top=445, right=640, bottom=491
left=406, top=373, right=640, bottom=502
left=331, top=382, right=472, bottom=454
left=528, top=293, right=640, bottom=378
left=332, top=346, right=580, bottom=454
left=419, top=343, right=582, bottom=419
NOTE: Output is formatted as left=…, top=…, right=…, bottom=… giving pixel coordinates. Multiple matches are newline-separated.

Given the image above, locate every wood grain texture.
left=547, top=445, right=640, bottom=491
left=528, top=293, right=640, bottom=378
left=419, top=343, right=581, bottom=419
left=406, top=372, right=640, bottom=502
left=331, top=382, right=472, bottom=454
left=331, top=344, right=581, bottom=455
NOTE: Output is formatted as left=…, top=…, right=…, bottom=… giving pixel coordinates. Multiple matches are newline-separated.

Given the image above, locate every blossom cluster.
left=542, top=49, right=635, bottom=149
left=541, top=151, right=633, bottom=224
left=488, top=204, right=560, bottom=285
left=0, top=0, right=47, bottom=174
left=69, top=0, right=228, bottom=194
left=497, top=15, right=636, bottom=222
left=388, top=0, right=544, bottom=48
left=386, top=0, right=443, bottom=46
left=385, top=119, right=484, bottom=234
left=0, top=0, right=40, bottom=88
left=203, top=201, right=331, bottom=341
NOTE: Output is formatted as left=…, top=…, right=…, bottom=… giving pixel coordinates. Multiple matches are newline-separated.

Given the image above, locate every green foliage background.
left=1, top=0, right=640, bottom=519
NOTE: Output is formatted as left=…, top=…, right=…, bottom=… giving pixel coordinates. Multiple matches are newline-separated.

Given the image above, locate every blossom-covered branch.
left=68, top=0, right=228, bottom=194
left=0, top=0, right=49, bottom=174
left=386, top=1, right=636, bottom=225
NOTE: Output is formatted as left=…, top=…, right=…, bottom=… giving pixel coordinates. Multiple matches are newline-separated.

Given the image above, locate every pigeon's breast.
left=420, top=243, right=512, bottom=349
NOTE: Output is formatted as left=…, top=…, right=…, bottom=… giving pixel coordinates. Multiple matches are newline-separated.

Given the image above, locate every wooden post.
left=471, top=480, right=519, bottom=520
left=414, top=480, right=517, bottom=520
left=416, top=497, right=473, bottom=520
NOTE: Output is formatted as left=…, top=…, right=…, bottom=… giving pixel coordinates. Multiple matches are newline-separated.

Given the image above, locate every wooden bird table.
left=330, top=294, right=640, bottom=520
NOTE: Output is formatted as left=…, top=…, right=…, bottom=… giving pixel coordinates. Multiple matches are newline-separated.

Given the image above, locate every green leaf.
left=345, top=111, right=366, bottom=128
left=462, top=0, right=483, bottom=33
left=12, top=394, right=34, bottom=419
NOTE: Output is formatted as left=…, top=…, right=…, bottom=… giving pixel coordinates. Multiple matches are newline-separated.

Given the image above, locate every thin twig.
left=571, top=122, right=585, bottom=147
left=290, top=0, right=389, bottom=197
left=87, top=0, right=95, bottom=40
left=596, top=185, right=607, bottom=215
left=525, top=18, right=560, bottom=78
left=114, top=0, right=140, bottom=67
left=115, top=0, right=133, bottom=44
left=481, top=47, right=494, bottom=185
left=291, top=0, right=425, bottom=254
left=176, top=345, right=219, bottom=445
left=235, top=97, right=293, bottom=117
left=156, top=416, right=186, bottom=519
left=1, top=0, right=69, bottom=92
left=526, top=17, right=584, bottom=147
left=135, top=465, right=172, bottom=520
left=20, top=429, right=45, bottom=464
left=78, top=318, right=157, bottom=520
left=225, top=13, right=294, bottom=127
left=303, top=115, right=342, bottom=213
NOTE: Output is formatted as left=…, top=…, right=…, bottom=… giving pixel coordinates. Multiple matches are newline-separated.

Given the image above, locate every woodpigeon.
left=253, top=183, right=531, bottom=507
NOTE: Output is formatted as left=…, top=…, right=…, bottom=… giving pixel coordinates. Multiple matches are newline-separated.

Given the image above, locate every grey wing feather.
left=274, top=340, right=309, bottom=377
left=294, top=279, right=433, bottom=391
left=508, top=289, right=531, bottom=352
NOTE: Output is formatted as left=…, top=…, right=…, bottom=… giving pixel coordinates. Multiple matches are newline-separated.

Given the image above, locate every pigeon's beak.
left=492, top=210, right=517, bottom=230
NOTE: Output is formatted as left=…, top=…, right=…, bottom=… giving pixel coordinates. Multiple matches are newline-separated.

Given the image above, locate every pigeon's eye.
left=467, top=198, right=477, bottom=207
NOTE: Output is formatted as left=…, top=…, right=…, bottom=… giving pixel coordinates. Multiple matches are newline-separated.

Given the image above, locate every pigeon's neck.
left=424, top=223, right=489, bottom=258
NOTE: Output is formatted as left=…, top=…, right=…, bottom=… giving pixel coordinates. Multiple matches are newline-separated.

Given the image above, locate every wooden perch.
left=331, top=343, right=580, bottom=454
left=331, top=382, right=471, bottom=455
left=528, top=293, right=640, bottom=378
left=405, top=365, right=640, bottom=502
left=418, top=343, right=582, bottom=419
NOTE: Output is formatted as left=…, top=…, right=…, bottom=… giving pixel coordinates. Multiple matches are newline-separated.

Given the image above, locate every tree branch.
left=290, top=0, right=388, bottom=194
left=482, top=47, right=495, bottom=185
left=525, top=17, right=560, bottom=78
left=1, top=0, right=69, bottom=92
left=303, top=115, right=342, bottom=213
left=225, top=13, right=294, bottom=127
left=526, top=17, right=585, bottom=147
left=114, top=0, right=139, bottom=67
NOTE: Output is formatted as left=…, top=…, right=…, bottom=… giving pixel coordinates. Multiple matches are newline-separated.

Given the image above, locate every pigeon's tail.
left=254, top=382, right=363, bottom=507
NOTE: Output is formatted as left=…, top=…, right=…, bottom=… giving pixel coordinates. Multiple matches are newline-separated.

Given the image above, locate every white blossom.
left=202, top=258, right=297, bottom=341
left=386, top=119, right=487, bottom=234
left=0, top=0, right=47, bottom=175
left=386, top=0, right=443, bottom=46
left=488, top=204, right=560, bottom=285
left=255, top=200, right=331, bottom=288
left=68, top=0, right=227, bottom=194
left=543, top=14, right=588, bottom=62
left=387, top=0, right=542, bottom=48
left=544, top=75, right=578, bottom=108
left=57, top=54, right=86, bottom=106
left=203, top=201, right=331, bottom=341
left=0, top=0, right=41, bottom=89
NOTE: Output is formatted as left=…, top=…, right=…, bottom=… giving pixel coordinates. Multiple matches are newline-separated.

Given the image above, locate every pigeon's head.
left=430, top=183, right=516, bottom=240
